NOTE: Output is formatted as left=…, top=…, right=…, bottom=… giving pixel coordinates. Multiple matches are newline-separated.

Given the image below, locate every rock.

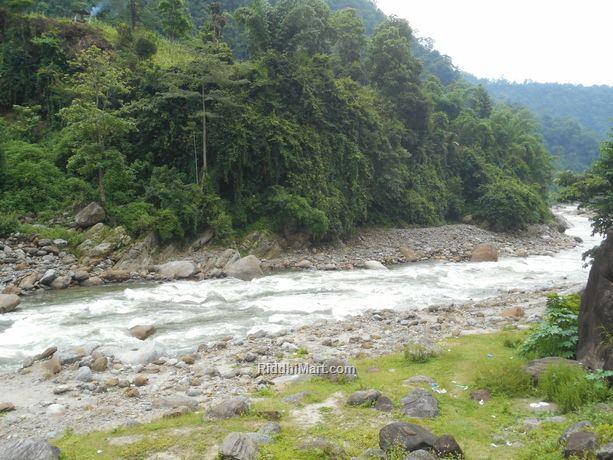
left=219, top=432, right=259, bottom=460
left=180, top=354, right=195, bottom=365
left=81, top=276, right=103, bottom=287
left=115, top=341, right=167, bottom=365
left=0, top=294, right=20, bottom=314
left=259, top=422, right=281, bottom=436
left=578, top=229, right=613, bottom=370
left=125, top=388, right=140, bottom=398
left=501, top=306, right=525, bottom=319
left=559, top=421, right=594, bottom=444
left=470, top=389, right=491, bottom=403
left=564, top=431, right=598, bottom=458
left=207, top=397, right=251, bottom=419
left=364, top=260, right=387, bottom=270
left=295, top=259, right=313, bottom=269
left=554, top=214, right=571, bottom=233
left=75, top=366, right=93, bottom=382
left=524, top=357, right=581, bottom=382
left=401, top=388, right=440, bottom=418
left=18, top=272, right=39, bottom=289
left=134, top=375, right=148, bottom=386
left=73, top=270, right=90, bottom=282
left=471, top=243, right=498, bottom=262
left=75, top=202, right=106, bottom=228
left=597, top=442, right=613, bottom=460
left=318, top=358, right=357, bottom=382
left=404, top=450, right=438, bottom=460
left=44, top=355, right=62, bottom=375
left=347, top=389, right=381, bottom=406
left=225, top=255, right=264, bottom=281
left=88, top=243, right=114, bottom=258
left=46, top=404, right=65, bottom=417
left=379, top=421, right=437, bottom=453
left=91, top=357, right=108, bottom=372
left=39, top=269, right=57, bottom=286
left=0, top=438, right=61, bottom=460
left=101, top=269, right=131, bottom=282
left=400, top=246, right=419, bottom=262
left=298, top=438, right=346, bottom=458
left=357, top=447, right=386, bottom=459
left=157, top=261, right=198, bottom=279
left=404, top=375, right=437, bottom=386
left=129, top=325, right=156, bottom=341
left=50, top=276, right=71, bottom=290
left=374, top=395, right=394, bottom=412
left=282, top=391, right=310, bottom=405
left=434, top=435, right=463, bottom=458
left=0, top=402, right=16, bottom=413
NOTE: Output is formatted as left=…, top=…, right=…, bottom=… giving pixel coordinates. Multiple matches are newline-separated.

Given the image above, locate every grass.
left=53, top=332, right=613, bottom=460
left=18, top=223, right=84, bottom=248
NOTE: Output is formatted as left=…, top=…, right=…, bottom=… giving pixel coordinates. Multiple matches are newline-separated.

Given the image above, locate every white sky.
left=375, top=0, right=613, bottom=86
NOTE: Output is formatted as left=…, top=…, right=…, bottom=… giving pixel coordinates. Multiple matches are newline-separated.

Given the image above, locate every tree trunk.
left=201, top=83, right=207, bottom=183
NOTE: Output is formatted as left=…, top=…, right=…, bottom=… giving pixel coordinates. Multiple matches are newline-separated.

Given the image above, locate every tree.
left=159, top=0, right=193, bottom=40
left=329, top=8, right=366, bottom=80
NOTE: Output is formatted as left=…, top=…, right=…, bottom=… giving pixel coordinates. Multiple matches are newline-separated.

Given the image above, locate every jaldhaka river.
left=0, top=205, right=602, bottom=370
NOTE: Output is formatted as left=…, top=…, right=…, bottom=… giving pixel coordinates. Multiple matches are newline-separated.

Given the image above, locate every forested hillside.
left=473, top=79, right=613, bottom=171
left=0, top=0, right=554, bottom=245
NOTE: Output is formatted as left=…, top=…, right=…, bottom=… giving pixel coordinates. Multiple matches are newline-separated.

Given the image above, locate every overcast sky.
left=375, top=0, right=613, bottom=86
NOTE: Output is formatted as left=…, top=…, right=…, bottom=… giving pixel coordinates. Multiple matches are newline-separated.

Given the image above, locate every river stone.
left=564, top=431, right=598, bottom=458
left=0, top=438, right=61, bottom=460
left=554, top=214, right=571, bottom=233
left=50, top=276, right=71, bottom=290
left=400, top=246, right=419, bottom=262
left=81, top=276, right=103, bottom=287
left=219, top=432, right=259, bottom=460
left=559, top=421, right=594, bottom=444
left=73, top=270, right=89, bottom=282
left=39, top=269, right=57, bottom=286
left=44, top=355, right=62, bottom=375
left=471, top=243, right=498, bottom=262
left=129, top=325, right=156, bottom=341
left=75, top=202, right=106, bottom=228
left=18, top=272, right=39, bottom=289
left=115, top=341, right=168, bottom=365
left=157, top=261, right=198, bottom=279
left=597, top=442, right=613, bottom=460
left=91, top=357, right=108, bottom=372
left=0, top=294, right=20, bottom=313
left=0, top=402, right=15, bottom=413
left=374, top=395, right=394, bottom=412
left=524, top=357, right=581, bottom=382
left=317, top=357, right=358, bottom=382
left=224, top=255, right=264, bottom=281
left=405, top=450, right=438, bottom=460
left=347, top=389, right=381, bottom=406
left=75, top=366, right=93, bottom=382
left=298, top=438, right=347, bottom=457
left=364, top=260, right=387, bottom=270
left=401, top=388, right=440, bottom=418
left=207, top=397, right=251, bottom=419
left=434, top=435, right=463, bottom=458
left=379, top=421, right=437, bottom=452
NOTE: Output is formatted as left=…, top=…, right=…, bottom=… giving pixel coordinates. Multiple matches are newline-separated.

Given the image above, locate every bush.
left=475, top=177, right=549, bottom=231
left=111, top=201, right=157, bottom=236
left=538, top=364, right=611, bottom=413
left=520, top=294, right=580, bottom=359
left=268, top=186, right=329, bottom=241
left=474, top=360, right=533, bottom=397
left=135, top=37, right=157, bottom=59
left=404, top=340, right=440, bottom=363
left=0, top=214, right=20, bottom=237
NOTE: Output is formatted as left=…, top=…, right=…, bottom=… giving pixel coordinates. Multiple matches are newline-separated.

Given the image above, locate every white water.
left=0, top=205, right=600, bottom=370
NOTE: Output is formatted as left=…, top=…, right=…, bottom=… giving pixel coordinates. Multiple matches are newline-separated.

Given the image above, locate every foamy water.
left=0, top=205, right=600, bottom=369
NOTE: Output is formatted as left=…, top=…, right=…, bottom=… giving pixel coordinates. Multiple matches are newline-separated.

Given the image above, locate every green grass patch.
left=18, top=224, right=84, bottom=248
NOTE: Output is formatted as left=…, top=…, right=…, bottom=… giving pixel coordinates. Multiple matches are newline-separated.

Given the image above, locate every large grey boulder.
left=401, top=388, right=440, bottom=418
left=564, top=431, right=598, bottom=458
left=75, top=202, right=106, bottom=228
left=225, top=255, right=264, bottom=281
left=471, top=243, right=498, bottom=262
left=0, top=438, right=60, bottom=460
left=0, top=294, right=20, bottom=314
left=347, top=389, right=382, bottom=406
left=219, top=432, right=258, bottom=460
left=39, top=269, right=57, bottom=286
left=129, top=325, right=156, bottom=341
left=379, top=421, right=436, bottom=453
left=578, top=229, right=613, bottom=370
left=554, top=214, right=571, bottom=233
left=207, top=397, right=251, bottom=419
left=114, top=341, right=167, bottom=365
left=157, top=260, right=198, bottom=279
left=364, top=260, right=387, bottom=270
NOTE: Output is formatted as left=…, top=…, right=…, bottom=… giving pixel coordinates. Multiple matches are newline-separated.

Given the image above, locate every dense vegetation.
left=0, top=0, right=554, bottom=244
left=472, top=78, right=613, bottom=171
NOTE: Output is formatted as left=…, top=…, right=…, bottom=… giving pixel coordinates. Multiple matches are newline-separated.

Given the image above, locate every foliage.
left=403, top=341, right=440, bottom=364
left=538, top=363, right=611, bottom=413
left=520, top=294, right=580, bottom=359
left=0, top=214, right=20, bottom=237
left=473, top=360, right=534, bottom=397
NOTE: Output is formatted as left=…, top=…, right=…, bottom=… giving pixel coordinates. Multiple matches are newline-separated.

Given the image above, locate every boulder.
left=347, top=389, right=381, bottom=406
left=405, top=450, right=438, bottom=460
left=317, top=357, right=358, bottom=382
left=597, top=442, right=613, bottom=460
left=91, top=357, right=108, bottom=372
left=554, top=214, right=571, bottom=233
left=298, top=438, right=347, bottom=458
left=524, top=357, right=582, bottom=383
left=0, top=438, right=61, bottom=460
left=81, top=276, right=103, bottom=287
left=219, top=432, right=259, bottom=460
left=39, top=269, right=57, bottom=286
left=75, top=366, right=93, bottom=382
left=471, top=243, right=498, bottom=262
left=0, top=402, right=15, bottom=413
left=577, top=229, right=613, bottom=370
left=75, top=202, right=106, bottom=228
left=44, top=355, right=62, bottom=375
left=225, top=255, right=264, bottom=281
left=374, top=395, right=394, bottom=412
left=379, top=421, right=437, bottom=453
left=434, top=435, right=464, bottom=458
left=129, top=325, right=156, bottom=341
left=157, top=260, right=198, bottom=280
left=18, top=272, right=39, bottom=290
left=73, top=270, right=90, bottom=282
left=207, top=397, right=251, bottom=419
left=0, top=294, right=20, bottom=314
left=401, top=388, right=440, bottom=418
left=564, top=431, right=598, bottom=458
left=559, top=421, right=594, bottom=444
left=501, top=306, right=525, bottom=319
left=115, top=341, right=167, bottom=365
left=50, top=276, right=71, bottom=290
left=400, top=246, right=419, bottom=262
left=364, top=260, right=387, bottom=270
left=101, top=270, right=131, bottom=282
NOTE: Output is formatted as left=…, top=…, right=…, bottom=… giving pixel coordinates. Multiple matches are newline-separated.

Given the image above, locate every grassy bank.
left=54, top=331, right=612, bottom=459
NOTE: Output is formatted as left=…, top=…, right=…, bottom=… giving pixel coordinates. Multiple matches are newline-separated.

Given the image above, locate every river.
left=0, top=205, right=600, bottom=370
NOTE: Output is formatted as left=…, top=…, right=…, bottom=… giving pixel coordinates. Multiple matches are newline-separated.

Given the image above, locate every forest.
left=0, top=0, right=557, bottom=244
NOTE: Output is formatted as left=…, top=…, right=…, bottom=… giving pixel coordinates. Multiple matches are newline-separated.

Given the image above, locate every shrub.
left=135, top=37, right=157, bottom=59
left=268, top=186, right=329, bottom=241
left=0, top=214, right=20, bottom=237
left=474, top=360, right=533, bottom=397
left=538, top=363, right=611, bottom=413
left=404, top=340, right=440, bottom=363
left=111, top=201, right=157, bottom=236
left=520, top=294, right=580, bottom=359
left=475, top=177, right=549, bottom=231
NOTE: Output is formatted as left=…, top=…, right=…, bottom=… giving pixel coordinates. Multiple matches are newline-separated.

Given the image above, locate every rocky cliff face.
left=577, top=229, right=613, bottom=370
